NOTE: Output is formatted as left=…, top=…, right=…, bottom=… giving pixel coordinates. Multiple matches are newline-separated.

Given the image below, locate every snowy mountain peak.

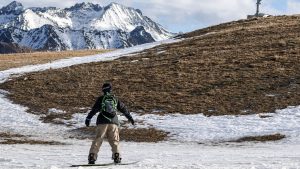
left=104, top=2, right=135, bottom=12
left=4, top=1, right=23, bottom=10
left=103, top=2, right=143, bottom=17
left=0, top=1, right=23, bottom=15
left=0, top=1, right=175, bottom=51
left=107, top=2, right=123, bottom=8
left=66, top=2, right=102, bottom=11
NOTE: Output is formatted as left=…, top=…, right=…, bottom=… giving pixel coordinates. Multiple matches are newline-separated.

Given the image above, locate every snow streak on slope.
left=0, top=39, right=179, bottom=84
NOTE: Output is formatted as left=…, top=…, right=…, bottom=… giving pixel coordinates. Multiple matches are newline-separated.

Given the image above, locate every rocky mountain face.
left=0, top=42, right=32, bottom=53
left=0, top=1, right=174, bottom=51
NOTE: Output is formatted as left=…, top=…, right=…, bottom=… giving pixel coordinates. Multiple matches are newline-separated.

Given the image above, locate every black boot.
left=88, top=153, right=96, bottom=164
left=113, top=153, right=122, bottom=164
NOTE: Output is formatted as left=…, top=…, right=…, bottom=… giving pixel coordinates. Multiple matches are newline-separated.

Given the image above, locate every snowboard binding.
left=88, top=153, right=96, bottom=164
left=113, top=153, right=122, bottom=164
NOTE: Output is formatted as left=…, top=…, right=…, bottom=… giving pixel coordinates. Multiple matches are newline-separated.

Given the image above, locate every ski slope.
left=0, top=40, right=300, bottom=169
left=1, top=141, right=300, bottom=169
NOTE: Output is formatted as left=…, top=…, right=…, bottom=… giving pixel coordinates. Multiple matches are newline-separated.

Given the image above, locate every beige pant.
left=89, top=124, right=120, bottom=160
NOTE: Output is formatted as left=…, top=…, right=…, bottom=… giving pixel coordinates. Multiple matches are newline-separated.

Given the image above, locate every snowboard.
left=70, top=161, right=139, bottom=167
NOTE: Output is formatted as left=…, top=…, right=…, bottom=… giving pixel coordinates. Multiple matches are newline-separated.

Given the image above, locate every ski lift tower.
left=255, top=0, right=262, bottom=17
left=247, top=0, right=268, bottom=19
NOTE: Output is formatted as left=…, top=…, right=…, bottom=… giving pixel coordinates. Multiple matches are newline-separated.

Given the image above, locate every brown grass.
left=0, top=49, right=110, bottom=71
left=1, top=15, right=300, bottom=123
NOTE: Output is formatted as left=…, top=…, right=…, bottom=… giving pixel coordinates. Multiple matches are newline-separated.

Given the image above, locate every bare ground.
left=230, top=133, right=286, bottom=143
left=198, top=133, right=286, bottom=145
left=0, top=132, right=63, bottom=145
left=70, top=127, right=169, bottom=142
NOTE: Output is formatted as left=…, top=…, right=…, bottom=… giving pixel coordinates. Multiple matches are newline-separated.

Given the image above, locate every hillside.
left=0, top=49, right=109, bottom=71
left=1, top=15, right=300, bottom=123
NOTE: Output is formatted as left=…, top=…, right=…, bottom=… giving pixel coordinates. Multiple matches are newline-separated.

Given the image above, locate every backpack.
left=101, top=94, right=118, bottom=119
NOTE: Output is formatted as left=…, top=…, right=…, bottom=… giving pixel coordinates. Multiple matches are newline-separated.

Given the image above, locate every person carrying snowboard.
left=85, top=83, right=135, bottom=164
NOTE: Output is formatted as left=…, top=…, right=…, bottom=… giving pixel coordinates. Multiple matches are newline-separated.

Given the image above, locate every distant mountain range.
left=0, top=1, right=174, bottom=51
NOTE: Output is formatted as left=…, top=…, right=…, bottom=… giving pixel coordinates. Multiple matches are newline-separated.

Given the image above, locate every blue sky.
left=1, top=0, right=300, bottom=33
left=271, top=0, right=288, bottom=11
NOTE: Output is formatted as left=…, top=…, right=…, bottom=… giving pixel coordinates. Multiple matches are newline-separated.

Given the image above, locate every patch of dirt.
left=0, top=132, right=24, bottom=138
left=1, top=15, right=300, bottom=123
left=0, top=132, right=64, bottom=145
left=230, top=133, right=286, bottom=143
left=70, top=127, right=169, bottom=142
left=1, top=139, right=64, bottom=145
left=120, top=128, right=169, bottom=142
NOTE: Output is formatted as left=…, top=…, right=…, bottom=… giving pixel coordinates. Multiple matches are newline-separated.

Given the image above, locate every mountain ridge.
left=0, top=1, right=174, bottom=51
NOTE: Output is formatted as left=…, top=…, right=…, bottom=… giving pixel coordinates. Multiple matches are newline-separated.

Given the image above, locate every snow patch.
left=0, top=92, right=68, bottom=141
left=65, top=105, right=300, bottom=144
left=48, top=108, right=66, bottom=115
left=135, top=106, right=300, bottom=143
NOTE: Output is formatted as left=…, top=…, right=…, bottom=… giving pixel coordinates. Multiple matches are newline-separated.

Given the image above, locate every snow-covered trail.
left=0, top=39, right=300, bottom=169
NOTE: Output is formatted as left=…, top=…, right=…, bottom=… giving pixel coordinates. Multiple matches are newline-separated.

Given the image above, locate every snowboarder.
left=85, top=83, right=135, bottom=164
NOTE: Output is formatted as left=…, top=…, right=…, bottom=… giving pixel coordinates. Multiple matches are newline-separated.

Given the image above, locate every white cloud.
left=128, top=0, right=255, bottom=32
left=0, top=0, right=298, bottom=32
left=287, top=0, right=300, bottom=14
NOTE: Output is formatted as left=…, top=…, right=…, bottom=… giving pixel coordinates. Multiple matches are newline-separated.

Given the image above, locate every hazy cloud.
left=0, top=0, right=298, bottom=32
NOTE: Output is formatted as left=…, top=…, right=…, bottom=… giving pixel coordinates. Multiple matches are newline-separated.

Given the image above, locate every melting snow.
left=65, top=106, right=300, bottom=144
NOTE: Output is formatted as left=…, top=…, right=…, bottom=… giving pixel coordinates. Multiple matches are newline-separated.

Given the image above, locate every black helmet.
left=102, top=83, right=112, bottom=93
